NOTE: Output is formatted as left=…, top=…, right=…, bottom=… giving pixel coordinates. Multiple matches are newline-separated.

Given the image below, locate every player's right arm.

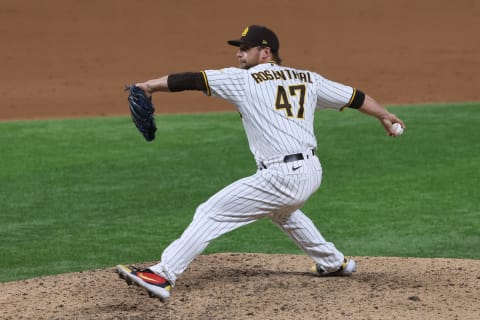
left=315, top=74, right=405, bottom=137
left=357, top=94, right=405, bottom=136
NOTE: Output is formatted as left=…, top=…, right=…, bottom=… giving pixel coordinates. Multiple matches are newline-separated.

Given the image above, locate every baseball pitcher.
left=118, top=25, right=406, bottom=301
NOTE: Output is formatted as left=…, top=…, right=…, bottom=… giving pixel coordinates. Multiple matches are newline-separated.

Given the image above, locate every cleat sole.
left=115, top=264, right=170, bottom=301
left=117, top=270, right=133, bottom=285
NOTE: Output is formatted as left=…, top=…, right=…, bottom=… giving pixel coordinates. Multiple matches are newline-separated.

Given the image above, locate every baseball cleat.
left=116, top=264, right=171, bottom=301
left=311, top=258, right=356, bottom=276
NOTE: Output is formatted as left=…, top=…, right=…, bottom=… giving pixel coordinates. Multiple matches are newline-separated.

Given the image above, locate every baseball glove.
left=125, top=85, right=157, bottom=142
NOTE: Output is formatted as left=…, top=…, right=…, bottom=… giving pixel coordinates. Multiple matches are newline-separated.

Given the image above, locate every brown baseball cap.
left=227, top=25, right=280, bottom=53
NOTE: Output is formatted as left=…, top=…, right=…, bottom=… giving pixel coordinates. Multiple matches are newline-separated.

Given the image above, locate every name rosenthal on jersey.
left=250, top=69, right=312, bottom=84
left=203, top=63, right=355, bottom=161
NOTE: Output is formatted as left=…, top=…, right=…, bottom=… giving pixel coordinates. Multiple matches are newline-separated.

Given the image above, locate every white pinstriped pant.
left=151, top=150, right=345, bottom=285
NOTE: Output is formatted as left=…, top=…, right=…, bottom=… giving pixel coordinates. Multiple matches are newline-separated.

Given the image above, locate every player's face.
left=236, top=45, right=263, bottom=69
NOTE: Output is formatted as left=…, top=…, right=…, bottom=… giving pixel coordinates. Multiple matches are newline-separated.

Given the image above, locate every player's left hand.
left=125, top=84, right=157, bottom=142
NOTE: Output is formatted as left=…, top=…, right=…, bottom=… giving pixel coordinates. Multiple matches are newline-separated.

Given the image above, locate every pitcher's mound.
left=1, top=253, right=479, bottom=319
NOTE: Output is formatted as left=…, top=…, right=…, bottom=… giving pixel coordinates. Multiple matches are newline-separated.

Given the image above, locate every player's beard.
left=239, top=59, right=251, bottom=69
left=238, top=49, right=261, bottom=69
left=239, top=59, right=259, bottom=70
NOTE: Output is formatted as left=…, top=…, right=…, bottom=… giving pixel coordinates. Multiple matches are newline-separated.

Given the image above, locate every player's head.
left=228, top=25, right=282, bottom=68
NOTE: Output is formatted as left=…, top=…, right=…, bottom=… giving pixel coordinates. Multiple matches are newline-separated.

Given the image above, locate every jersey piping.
left=201, top=71, right=211, bottom=96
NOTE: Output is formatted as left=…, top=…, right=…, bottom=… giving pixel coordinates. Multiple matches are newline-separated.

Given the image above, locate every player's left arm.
left=134, top=72, right=208, bottom=95
left=355, top=94, right=406, bottom=136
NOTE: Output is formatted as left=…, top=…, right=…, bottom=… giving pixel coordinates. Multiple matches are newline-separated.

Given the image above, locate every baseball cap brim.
left=227, top=39, right=254, bottom=47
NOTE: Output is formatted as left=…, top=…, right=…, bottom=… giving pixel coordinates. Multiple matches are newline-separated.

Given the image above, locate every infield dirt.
left=1, top=0, right=479, bottom=319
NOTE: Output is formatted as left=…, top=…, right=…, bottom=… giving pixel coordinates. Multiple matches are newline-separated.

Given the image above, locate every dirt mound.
left=1, top=253, right=479, bottom=319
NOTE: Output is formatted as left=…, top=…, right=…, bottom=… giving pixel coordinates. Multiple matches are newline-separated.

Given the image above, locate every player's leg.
left=149, top=171, right=286, bottom=285
left=150, top=156, right=326, bottom=285
left=270, top=209, right=345, bottom=272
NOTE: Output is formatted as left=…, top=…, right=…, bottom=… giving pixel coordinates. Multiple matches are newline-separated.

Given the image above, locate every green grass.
left=0, top=103, right=479, bottom=282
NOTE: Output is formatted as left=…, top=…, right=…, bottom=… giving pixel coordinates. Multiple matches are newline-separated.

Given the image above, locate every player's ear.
left=260, top=46, right=272, bottom=60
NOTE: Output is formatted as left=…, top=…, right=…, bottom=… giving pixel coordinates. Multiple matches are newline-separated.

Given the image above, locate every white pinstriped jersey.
left=203, top=63, right=355, bottom=162
left=150, top=62, right=354, bottom=284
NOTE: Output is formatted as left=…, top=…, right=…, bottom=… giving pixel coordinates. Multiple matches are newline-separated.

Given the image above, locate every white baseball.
left=392, top=123, right=404, bottom=135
